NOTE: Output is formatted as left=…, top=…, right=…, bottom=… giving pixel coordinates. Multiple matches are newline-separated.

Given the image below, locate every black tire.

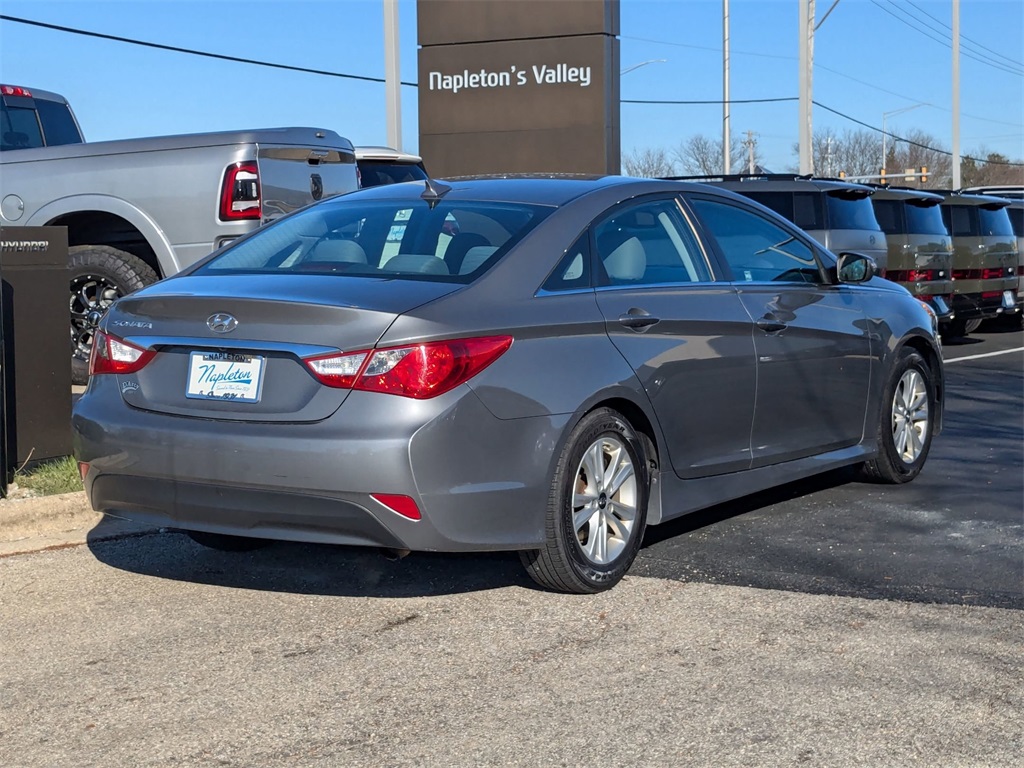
left=185, top=530, right=270, bottom=552
left=861, top=348, right=936, bottom=484
left=69, top=245, right=159, bottom=384
left=941, top=317, right=982, bottom=341
left=520, top=408, right=649, bottom=593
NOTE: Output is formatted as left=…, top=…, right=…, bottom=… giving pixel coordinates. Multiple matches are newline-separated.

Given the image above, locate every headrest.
left=604, top=237, right=646, bottom=281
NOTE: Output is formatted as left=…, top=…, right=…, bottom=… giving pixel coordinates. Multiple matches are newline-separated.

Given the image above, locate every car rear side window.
left=826, top=192, right=881, bottom=231
left=194, top=199, right=550, bottom=284
left=1008, top=207, right=1024, bottom=238
left=358, top=161, right=428, bottom=188
left=943, top=205, right=975, bottom=236
left=34, top=99, right=82, bottom=146
left=542, top=233, right=591, bottom=292
left=691, top=198, right=823, bottom=284
left=873, top=200, right=904, bottom=235
left=593, top=198, right=711, bottom=287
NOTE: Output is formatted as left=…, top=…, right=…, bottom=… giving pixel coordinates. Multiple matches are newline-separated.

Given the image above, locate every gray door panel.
left=596, top=286, right=757, bottom=478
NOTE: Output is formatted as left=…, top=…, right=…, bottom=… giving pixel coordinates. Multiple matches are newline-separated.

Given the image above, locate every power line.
left=0, top=14, right=418, bottom=87
left=868, top=1, right=1023, bottom=77
left=812, top=101, right=1024, bottom=166
left=904, top=0, right=1024, bottom=69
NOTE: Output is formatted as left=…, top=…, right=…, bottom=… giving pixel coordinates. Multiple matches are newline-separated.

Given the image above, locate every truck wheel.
left=69, top=245, right=159, bottom=384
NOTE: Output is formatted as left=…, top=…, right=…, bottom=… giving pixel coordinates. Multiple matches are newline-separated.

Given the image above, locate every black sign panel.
left=418, top=0, right=620, bottom=177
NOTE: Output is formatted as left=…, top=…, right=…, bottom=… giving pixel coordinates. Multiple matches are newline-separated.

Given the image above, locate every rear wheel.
left=941, top=317, right=982, bottom=340
left=69, top=245, right=159, bottom=384
left=520, top=408, right=648, bottom=593
left=186, top=531, right=270, bottom=552
left=861, top=348, right=935, bottom=484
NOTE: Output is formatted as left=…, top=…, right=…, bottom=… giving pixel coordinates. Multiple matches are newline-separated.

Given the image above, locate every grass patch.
left=16, top=456, right=83, bottom=497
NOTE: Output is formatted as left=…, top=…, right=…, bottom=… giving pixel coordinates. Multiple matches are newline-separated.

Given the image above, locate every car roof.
left=354, top=146, right=424, bottom=163
left=935, top=190, right=1013, bottom=208
left=866, top=186, right=945, bottom=203
left=662, top=174, right=876, bottom=194
left=341, top=175, right=740, bottom=207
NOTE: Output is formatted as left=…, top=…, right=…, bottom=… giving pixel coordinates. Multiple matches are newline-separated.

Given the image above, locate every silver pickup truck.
left=0, top=84, right=359, bottom=382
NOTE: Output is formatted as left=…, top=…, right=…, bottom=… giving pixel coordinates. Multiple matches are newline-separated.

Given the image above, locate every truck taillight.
left=219, top=162, right=261, bottom=221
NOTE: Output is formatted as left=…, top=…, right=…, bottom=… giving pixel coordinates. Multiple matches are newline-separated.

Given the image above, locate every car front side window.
left=690, top=198, right=824, bottom=284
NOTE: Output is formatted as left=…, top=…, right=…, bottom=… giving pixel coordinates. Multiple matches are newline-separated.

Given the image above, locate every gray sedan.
left=73, top=177, right=943, bottom=593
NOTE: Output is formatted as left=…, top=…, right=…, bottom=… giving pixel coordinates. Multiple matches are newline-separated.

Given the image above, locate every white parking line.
left=944, top=347, right=1024, bottom=363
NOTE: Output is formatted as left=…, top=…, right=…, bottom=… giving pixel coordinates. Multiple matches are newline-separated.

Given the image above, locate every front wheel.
left=520, top=408, right=649, bottom=593
left=861, top=348, right=936, bottom=484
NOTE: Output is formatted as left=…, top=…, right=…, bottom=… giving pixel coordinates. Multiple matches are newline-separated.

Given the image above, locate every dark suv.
left=668, top=175, right=888, bottom=269
left=869, top=187, right=954, bottom=323
left=937, top=191, right=1018, bottom=336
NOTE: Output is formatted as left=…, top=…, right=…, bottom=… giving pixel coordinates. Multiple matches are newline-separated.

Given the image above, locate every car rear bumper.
left=74, top=378, right=563, bottom=552
left=949, top=289, right=1018, bottom=320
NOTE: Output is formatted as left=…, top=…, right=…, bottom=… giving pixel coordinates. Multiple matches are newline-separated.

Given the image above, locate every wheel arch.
left=27, top=195, right=177, bottom=277
left=554, top=388, right=667, bottom=525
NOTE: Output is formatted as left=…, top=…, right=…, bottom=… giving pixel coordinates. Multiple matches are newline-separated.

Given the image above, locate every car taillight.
left=303, top=336, right=512, bottom=399
left=982, top=268, right=1003, bottom=280
left=89, top=329, right=156, bottom=375
left=370, top=493, right=422, bottom=520
left=219, top=161, right=261, bottom=221
left=304, top=350, right=369, bottom=388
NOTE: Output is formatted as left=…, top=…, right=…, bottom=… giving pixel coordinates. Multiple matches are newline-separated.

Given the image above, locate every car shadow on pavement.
left=86, top=518, right=537, bottom=598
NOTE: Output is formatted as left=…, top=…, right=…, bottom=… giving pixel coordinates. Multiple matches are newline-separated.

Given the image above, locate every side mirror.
left=836, top=252, right=877, bottom=284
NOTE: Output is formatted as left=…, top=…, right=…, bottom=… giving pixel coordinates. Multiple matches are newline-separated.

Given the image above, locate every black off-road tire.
left=861, top=348, right=936, bottom=484
left=185, top=530, right=270, bottom=552
left=520, top=408, right=649, bottom=594
left=69, top=245, right=159, bottom=385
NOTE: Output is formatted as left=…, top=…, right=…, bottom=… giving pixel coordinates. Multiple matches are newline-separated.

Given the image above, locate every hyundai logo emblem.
left=207, top=313, right=238, bottom=333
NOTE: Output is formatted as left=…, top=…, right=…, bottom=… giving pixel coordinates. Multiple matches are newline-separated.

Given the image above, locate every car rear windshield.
left=359, top=160, right=429, bottom=188
left=978, top=206, right=1014, bottom=237
left=826, top=192, right=882, bottom=231
left=0, top=99, right=81, bottom=149
left=904, top=201, right=948, bottom=236
left=194, top=198, right=551, bottom=283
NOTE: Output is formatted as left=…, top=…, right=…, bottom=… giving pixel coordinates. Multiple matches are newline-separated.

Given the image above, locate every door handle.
left=756, top=317, right=787, bottom=334
left=618, top=309, right=660, bottom=331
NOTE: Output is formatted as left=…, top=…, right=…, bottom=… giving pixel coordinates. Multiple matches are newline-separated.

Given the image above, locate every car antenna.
left=421, top=178, right=452, bottom=208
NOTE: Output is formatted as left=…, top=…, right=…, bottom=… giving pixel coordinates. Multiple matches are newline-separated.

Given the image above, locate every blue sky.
left=1, top=0, right=1021, bottom=172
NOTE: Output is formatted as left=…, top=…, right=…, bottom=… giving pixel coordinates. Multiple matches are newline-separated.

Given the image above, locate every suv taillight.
left=219, top=162, right=261, bottom=221
left=89, top=329, right=156, bottom=376
left=304, top=336, right=513, bottom=399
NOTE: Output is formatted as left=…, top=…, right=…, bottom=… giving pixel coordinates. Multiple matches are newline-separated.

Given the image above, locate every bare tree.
left=673, top=134, right=754, bottom=176
left=622, top=147, right=675, bottom=178
left=959, top=150, right=1024, bottom=188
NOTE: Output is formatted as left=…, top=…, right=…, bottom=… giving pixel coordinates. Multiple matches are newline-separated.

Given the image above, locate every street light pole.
left=723, top=0, right=731, bottom=175
left=383, top=0, right=401, bottom=151
left=952, top=0, right=961, bottom=188
left=798, top=0, right=816, bottom=175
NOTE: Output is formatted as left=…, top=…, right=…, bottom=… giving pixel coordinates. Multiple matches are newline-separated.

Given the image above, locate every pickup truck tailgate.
left=258, top=143, right=357, bottom=219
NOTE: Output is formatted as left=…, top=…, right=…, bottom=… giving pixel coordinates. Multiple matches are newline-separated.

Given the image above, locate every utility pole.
left=745, top=130, right=757, bottom=174
left=952, top=0, right=961, bottom=188
left=798, top=0, right=816, bottom=175
left=723, top=0, right=731, bottom=175
left=383, top=0, right=402, bottom=151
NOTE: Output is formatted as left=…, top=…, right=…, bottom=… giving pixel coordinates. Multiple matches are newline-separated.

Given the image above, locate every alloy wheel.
left=891, top=369, right=930, bottom=464
left=571, top=435, right=638, bottom=565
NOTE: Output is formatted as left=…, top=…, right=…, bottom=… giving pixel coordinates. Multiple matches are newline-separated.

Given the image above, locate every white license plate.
left=1002, top=290, right=1017, bottom=310
left=186, top=352, right=264, bottom=402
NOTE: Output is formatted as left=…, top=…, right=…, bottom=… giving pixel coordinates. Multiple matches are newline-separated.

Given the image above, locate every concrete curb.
left=0, top=491, right=158, bottom=556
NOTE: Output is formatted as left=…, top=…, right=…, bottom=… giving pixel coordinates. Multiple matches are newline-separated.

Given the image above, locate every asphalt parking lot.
left=635, top=322, right=1024, bottom=610
left=1, top=323, right=1021, bottom=767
